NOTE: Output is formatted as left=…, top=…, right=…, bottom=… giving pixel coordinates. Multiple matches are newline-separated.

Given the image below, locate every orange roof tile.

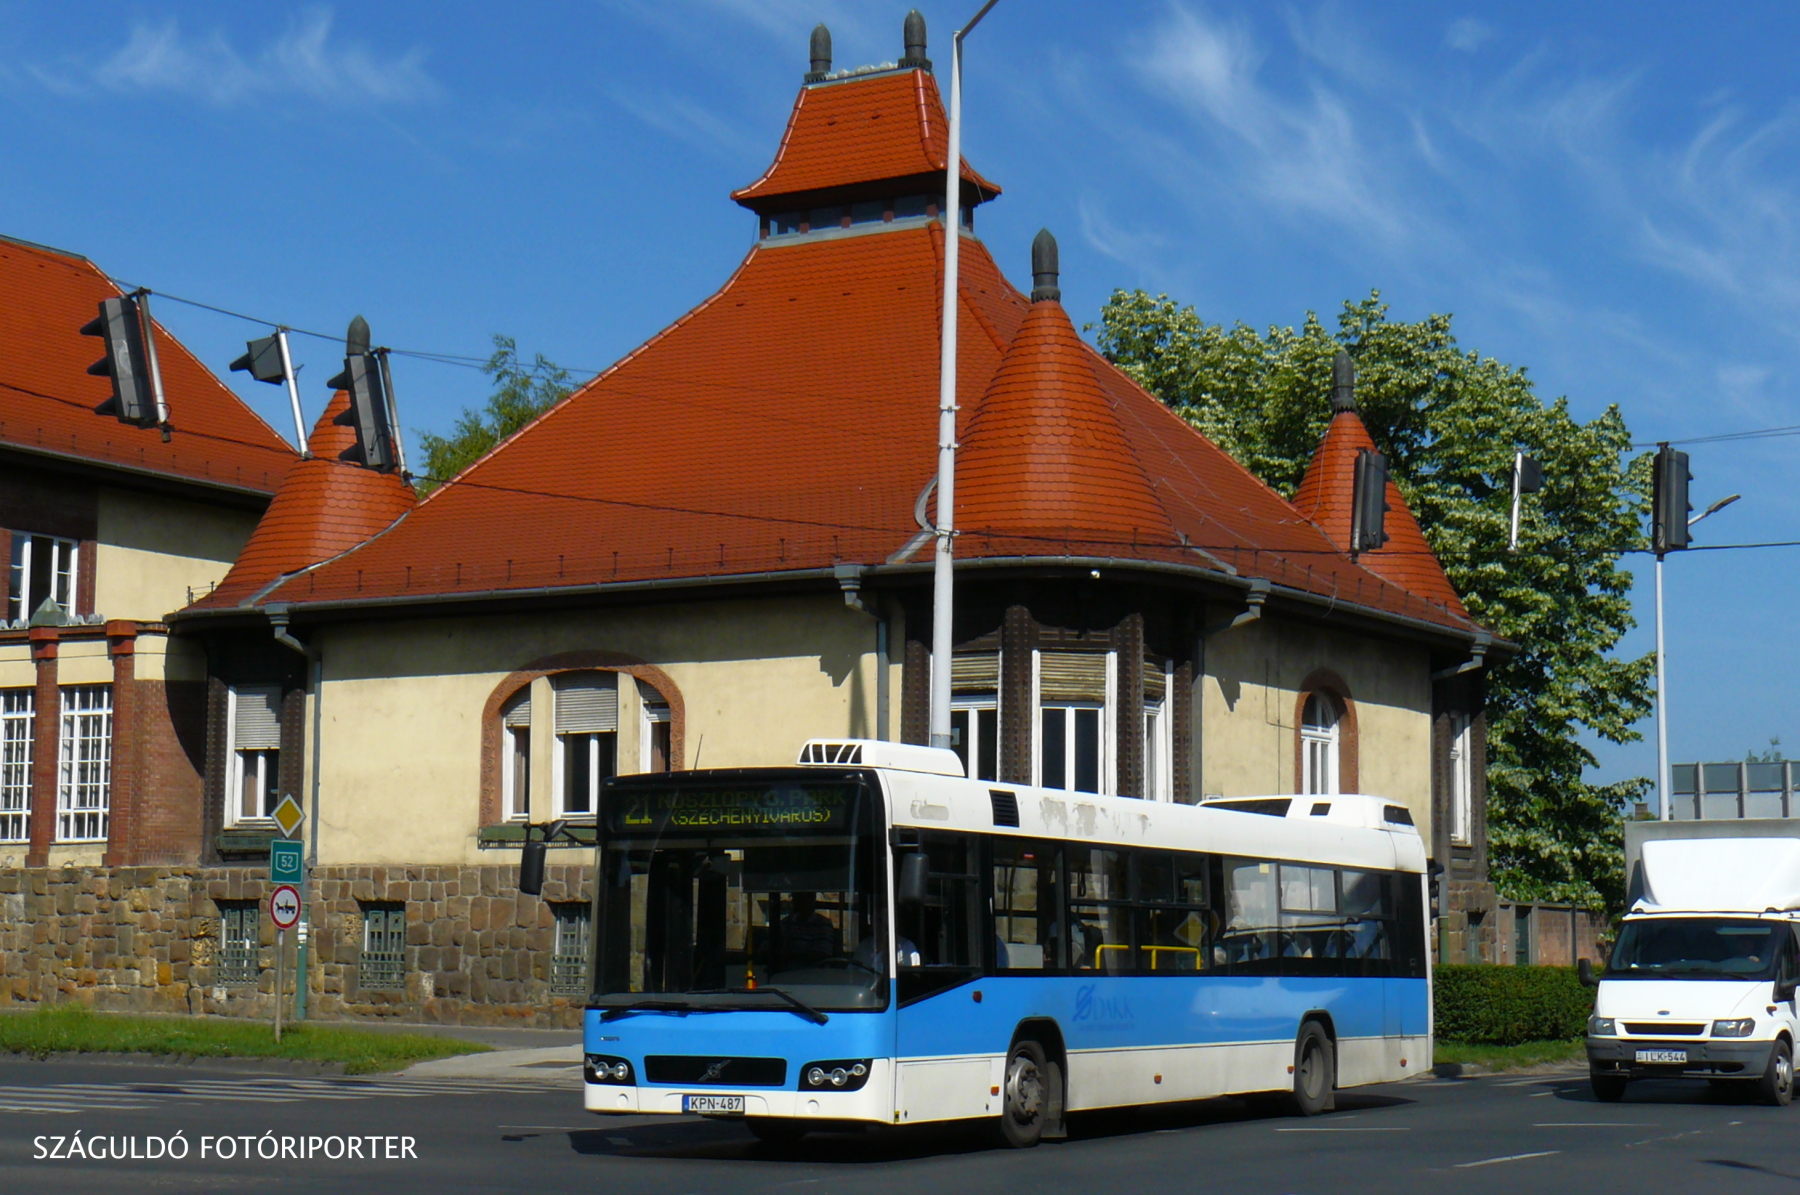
left=0, top=235, right=296, bottom=495
left=189, top=391, right=414, bottom=609
left=733, top=69, right=999, bottom=210
left=1292, top=410, right=1468, bottom=618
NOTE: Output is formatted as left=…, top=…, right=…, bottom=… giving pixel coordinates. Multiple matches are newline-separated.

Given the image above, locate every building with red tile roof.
left=0, top=232, right=300, bottom=892
left=137, top=13, right=1506, bottom=1026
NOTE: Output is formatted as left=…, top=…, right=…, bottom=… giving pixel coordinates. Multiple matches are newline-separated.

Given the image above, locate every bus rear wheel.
left=1000, top=1040, right=1051, bottom=1148
left=1292, top=1022, right=1335, bottom=1117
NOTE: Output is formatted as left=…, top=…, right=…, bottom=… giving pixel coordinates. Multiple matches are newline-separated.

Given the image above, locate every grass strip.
left=1434, top=1038, right=1585, bottom=1073
left=0, top=1005, right=488, bottom=1075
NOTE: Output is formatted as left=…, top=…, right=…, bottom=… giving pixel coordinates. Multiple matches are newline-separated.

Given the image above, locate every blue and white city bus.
left=582, top=740, right=1430, bottom=1146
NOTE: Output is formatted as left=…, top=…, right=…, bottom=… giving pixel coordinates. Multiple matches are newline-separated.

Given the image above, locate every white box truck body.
left=1587, top=820, right=1800, bottom=1104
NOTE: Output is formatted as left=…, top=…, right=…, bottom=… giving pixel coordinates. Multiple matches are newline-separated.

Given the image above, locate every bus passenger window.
left=1222, top=859, right=1279, bottom=970
left=1067, top=849, right=1130, bottom=972
left=1132, top=853, right=1211, bottom=973
left=1340, top=870, right=1394, bottom=962
left=896, top=835, right=983, bottom=1004
left=1279, top=864, right=1344, bottom=962
left=992, top=840, right=1060, bottom=970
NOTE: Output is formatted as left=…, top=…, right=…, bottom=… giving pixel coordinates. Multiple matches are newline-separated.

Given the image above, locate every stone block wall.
left=0, top=863, right=592, bottom=1027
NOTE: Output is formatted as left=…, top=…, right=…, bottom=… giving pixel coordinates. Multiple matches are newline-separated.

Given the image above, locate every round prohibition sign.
left=269, top=884, right=302, bottom=931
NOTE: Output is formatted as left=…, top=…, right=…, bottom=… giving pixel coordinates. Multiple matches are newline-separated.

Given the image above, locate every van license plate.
left=1635, top=1049, right=1687, bottom=1065
left=683, top=1094, right=745, bottom=1115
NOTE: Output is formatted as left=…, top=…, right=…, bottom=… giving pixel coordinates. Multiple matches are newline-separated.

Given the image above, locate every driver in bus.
left=778, top=892, right=838, bottom=969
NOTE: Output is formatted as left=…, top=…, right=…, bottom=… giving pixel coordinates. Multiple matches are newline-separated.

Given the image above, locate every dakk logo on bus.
left=1073, top=984, right=1134, bottom=1025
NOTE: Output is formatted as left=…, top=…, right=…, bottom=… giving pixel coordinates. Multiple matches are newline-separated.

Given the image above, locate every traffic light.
left=80, top=296, right=159, bottom=426
left=1652, top=443, right=1692, bottom=554
left=326, top=316, right=396, bottom=472
left=230, top=335, right=287, bottom=385
left=1350, top=448, right=1391, bottom=554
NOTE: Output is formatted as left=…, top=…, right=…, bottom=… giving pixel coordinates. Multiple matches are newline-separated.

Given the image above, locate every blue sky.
left=2, top=2, right=1794, bottom=791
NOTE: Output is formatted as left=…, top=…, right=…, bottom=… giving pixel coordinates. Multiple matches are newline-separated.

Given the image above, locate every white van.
left=1585, top=820, right=1800, bottom=1104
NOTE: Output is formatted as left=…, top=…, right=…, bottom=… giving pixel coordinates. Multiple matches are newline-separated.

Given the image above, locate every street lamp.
left=930, top=0, right=1001, bottom=752
left=1656, top=491, right=1741, bottom=820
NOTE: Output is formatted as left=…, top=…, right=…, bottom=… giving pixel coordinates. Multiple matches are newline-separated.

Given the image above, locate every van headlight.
left=1712, top=1019, right=1757, bottom=1038
left=799, top=1059, right=871, bottom=1091
left=1587, top=1016, right=1616, bottom=1036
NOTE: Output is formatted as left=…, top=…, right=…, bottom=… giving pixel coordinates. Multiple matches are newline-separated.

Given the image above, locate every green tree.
left=1095, top=290, right=1654, bottom=910
left=414, top=335, right=575, bottom=494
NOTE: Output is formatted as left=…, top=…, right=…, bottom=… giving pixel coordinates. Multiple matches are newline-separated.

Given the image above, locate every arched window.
left=1301, top=692, right=1340, bottom=797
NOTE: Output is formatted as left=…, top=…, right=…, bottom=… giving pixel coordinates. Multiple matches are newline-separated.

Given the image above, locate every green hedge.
left=1434, top=965, right=1594, bottom=1045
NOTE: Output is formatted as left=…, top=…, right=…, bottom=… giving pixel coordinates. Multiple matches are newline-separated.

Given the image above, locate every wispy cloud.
left=1445, top=18, right=1495, bottom=53
left=607, top=86, right=760, bottom=162
left=28, top=8, right=440, bottom=107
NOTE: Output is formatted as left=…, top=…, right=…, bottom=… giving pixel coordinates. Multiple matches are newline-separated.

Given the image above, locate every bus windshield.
left=591, top=776, right=886, bottom=1012
left=1608, top=918, right=1792, bottom=981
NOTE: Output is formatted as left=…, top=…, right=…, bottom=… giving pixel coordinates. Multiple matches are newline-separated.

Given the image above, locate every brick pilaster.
left=25, top=627, right=59, bottom=866
left=103, top=622, right=138, bottom=867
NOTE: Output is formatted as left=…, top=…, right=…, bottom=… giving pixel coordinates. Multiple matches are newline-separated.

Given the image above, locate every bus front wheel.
left=1292, top=1023, right=1335, bottom=1116
left=1000, top=1040, right=1053, bottom=1148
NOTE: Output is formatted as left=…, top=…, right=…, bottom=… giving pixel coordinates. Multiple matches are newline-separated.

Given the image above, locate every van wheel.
left=746, top=1119, right=810, bottom=1146
left=999, top=1040, right=1050, bottom=1147
left=1292, top=1023, right=1335, bottom=1116
left=1590, top=1071, right=1628, bottom=1103
left=1757, top=1038, right=1794, bottom=1107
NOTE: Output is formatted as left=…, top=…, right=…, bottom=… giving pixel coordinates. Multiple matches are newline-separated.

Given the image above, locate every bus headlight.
left=585, top=1054, right=634, bottom=1084
left=1587, top=1016, right=1616, bottom=1036
left=799, top=1059, right=871, bottom=1091
left=1712, top=1019, right=1757, bottom=1038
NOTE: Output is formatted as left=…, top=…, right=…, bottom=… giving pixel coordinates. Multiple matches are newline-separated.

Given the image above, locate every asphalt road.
left=4, top=1058, right=1799, bottom=1194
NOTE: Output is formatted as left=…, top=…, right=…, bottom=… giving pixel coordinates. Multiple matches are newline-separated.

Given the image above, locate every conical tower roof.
left=188, top=390, right=415, bottom=609
left=1292, top=398, right=1466, bottom=618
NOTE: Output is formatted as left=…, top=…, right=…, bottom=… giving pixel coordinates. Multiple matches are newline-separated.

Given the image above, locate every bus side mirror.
left=519, top=839, right=547, bottom=896
left=1577, top=958, right=1598, bottom=987
left=897, top=852, right=928, bottom=906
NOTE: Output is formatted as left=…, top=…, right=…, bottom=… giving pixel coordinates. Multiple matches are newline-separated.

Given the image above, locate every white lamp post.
left=930, top=0, right=1001, bottom=752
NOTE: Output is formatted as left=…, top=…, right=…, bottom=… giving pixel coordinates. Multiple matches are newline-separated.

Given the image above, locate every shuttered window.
left=502, top=690, right=531, bottom=728
left=232, top=686, right=282, bottom=750
left=952, top=652, right=999, bottom=694
left=1143, top=660, right=1166, bottom=702
left=1039, top=652, right=1108, bottom=702
left=554, top=674, right=618, bottom=733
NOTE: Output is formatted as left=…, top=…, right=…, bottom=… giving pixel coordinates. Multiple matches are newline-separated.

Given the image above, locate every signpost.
left=270, top=838, right=304, bottom=1043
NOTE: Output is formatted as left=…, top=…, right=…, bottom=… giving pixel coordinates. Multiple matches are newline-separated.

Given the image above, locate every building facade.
left=3, top=15, right=1501, bottom=1025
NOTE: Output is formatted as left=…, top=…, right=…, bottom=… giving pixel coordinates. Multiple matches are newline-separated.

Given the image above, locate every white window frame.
left=8, top=533, right=77, bottom=624
left=1449, top=712, right=1474, bottom=846
left=950, top=699, right=999, bottom=782
left=1, top=689, right=32, bottom=843
left=1300, top=692, right=1340, bottom=798
left=56, top=685, right=110, bottom=843
left=225, top=685, right=281, bottom=827
left=502, top=728, right=530, bottom=823
left=552, top=731, right=612, bottom=820
left=1032, top=649, right=1115, bottom=795
left=639, top=690, right=672, bottom=774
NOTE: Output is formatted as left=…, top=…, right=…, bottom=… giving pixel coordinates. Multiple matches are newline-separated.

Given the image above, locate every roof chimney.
left=900, top=10, right=932, bottom=69
left=1331, top=349, right=1356, bottom=413
left=346, top=314, right=371, bottom=356
left=807, top=24, right=832, bottom=81
left=1030, top=229, right=1061, bottom=303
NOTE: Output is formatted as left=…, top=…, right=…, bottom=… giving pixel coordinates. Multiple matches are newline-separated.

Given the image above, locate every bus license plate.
left=1635, top=1049, right=1687, bottom=1065
left=683, top=1094, right=746, bottom=1115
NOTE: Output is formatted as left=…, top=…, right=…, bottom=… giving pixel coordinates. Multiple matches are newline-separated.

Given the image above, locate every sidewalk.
left=403, top=1042, right=582, bottom=1081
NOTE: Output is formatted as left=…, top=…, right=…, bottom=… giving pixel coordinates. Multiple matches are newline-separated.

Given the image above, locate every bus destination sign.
left=605, top=784, right=856, bottom=835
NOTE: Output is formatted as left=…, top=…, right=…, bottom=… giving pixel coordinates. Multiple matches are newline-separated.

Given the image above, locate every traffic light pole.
left=275, top=329, right=310, bottom=459
left=1655, top=551, right=1670, bottom=821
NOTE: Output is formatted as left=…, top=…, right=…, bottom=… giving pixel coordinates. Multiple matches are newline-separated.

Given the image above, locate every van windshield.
left=1608, top=918, right=1791, bottom=981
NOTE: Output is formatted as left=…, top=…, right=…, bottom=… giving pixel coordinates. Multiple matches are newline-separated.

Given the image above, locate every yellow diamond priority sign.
left=272, top=794, right=304, bottom=839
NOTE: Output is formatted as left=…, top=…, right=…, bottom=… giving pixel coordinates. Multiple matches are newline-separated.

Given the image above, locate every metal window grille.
left=0, top=689, right=31, bottom=843
left=217, top=903, right=259, bottom=987
left=57, top=686, right=111, bottom=842
left=550, top=905, right=591, bottom=996
left=359, top=906, right=407, bottom=991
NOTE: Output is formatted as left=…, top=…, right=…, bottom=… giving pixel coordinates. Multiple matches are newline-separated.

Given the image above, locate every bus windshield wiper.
left=711, top=987, right=830, bottom=1024
left=598, top=1000, right=716, bottom=1021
